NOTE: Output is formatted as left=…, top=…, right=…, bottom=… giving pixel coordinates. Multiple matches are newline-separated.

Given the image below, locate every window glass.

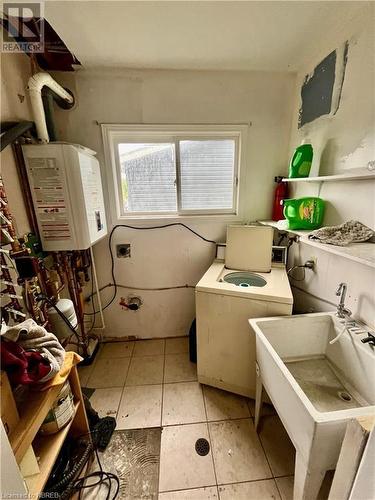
left=118, top=143, right=177, bottom=212
left=179, top=140, right=235, bottom=210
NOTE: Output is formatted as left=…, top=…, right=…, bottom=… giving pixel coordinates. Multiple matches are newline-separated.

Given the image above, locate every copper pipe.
left=72, top=252, right=87, bottom=350
left=61, top=252, right=88, bottom=356
left=11, top=142, right=40, bottom=238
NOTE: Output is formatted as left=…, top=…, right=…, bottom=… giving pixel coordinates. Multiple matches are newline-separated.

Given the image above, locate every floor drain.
left=195, top=438, right=210, bottom=456
left=338, top=391, right=352, bottom=402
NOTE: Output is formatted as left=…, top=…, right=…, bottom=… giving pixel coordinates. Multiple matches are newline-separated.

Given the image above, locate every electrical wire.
left=291, top=284, right=337, bottom=308
left=45, top=425, right=120, bottom=499
left=71, top=446, right=120, bottom=500
left=84, top=282, right=195, bottom=309
left=85, top=254, right=97, bottom=332
left=62, top=429, right=120, bottom=500
left=111, top=222, right=217, bottom=245
left=287, top=260, right=314, bottom=282
left=114, top=282, right=196, bottom=291
left=87, top=276, right=96, bottom=332
left=84, top=223, right=217, bottom=315
left=287, top=265, right=307, bottom=282
left=39, top=293, right=83, bottom=342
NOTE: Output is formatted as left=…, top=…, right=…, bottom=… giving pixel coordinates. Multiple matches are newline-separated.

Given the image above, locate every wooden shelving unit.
left=25, top=401, right=80, bottom=496
left=259, top=220, right=375, bottom=269
left=3, top=364, right=91, bottom=497
left=9, top=382, right=66, bottom=463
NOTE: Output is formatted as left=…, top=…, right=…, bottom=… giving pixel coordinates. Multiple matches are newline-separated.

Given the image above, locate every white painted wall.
left=52, top=68, right=296, bottom=337
left=1, top=53, right=32, bottom=235
left=289, top=5, right=374, bottom=177
left=286, top=5, right=375, bottom=328
left=3, top=6, right=373, bottom=337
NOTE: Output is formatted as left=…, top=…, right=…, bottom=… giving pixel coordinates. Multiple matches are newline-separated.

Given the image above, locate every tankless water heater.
left=22, top=143, right=107, bottom=251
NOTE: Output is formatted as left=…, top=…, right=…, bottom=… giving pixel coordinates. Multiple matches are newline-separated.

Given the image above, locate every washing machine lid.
left=195, top=260, right=293, bottom=305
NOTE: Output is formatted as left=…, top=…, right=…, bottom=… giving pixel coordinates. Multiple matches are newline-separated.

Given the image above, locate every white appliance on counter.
left=195, top=225, right=293, bottom=398
left=225, top=225, right=274, bottom=272
left=22, top=143, right=107, bottom=251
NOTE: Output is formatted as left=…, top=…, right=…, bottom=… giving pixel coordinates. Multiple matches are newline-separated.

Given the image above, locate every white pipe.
left=27, top=72, right=74, bottom=143
left=329, top=317, right=348, bottom=345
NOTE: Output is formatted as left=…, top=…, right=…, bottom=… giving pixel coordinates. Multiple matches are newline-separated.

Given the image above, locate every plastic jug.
left=283, top=197, right=325, bottom=230
left=289, top=144, right=313, bottom=178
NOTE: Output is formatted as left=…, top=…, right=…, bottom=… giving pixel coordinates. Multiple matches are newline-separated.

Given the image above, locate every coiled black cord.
left=73, top=446, right=120, bottom=500
left=49, top=441, right=93, bottom=496
left=47, top=433, right=120, bottom=500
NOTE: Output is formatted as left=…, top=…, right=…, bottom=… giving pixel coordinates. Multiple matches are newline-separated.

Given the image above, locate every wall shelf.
left=281, top=171, right=375, bottom=183
left=259, top=220, right=375, bottom=269
left=4, top=364, right=91, bottom=498
left=9, top=382, right=65, bottom=463
left=25, top=401, right=80, bottom=496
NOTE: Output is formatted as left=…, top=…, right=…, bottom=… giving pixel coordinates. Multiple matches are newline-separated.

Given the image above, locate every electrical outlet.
left=272, top=246, right=287, bottom=264
left=116, top=244, right=131, bottom=258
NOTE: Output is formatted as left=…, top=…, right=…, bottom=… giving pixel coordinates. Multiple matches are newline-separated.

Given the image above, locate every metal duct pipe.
left=42, top=89, right=58, bottom=142
left=27, top=72, right=74, bottom=143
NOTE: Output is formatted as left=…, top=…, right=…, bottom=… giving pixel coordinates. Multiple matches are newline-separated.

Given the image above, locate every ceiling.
left=44, top=1, right=367, bottom=72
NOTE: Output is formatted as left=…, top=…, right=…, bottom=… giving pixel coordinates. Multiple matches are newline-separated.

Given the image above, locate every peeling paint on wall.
left=298, top=41, right=349, bottom=128
left=298, top=50, right=336, bottom=127
left=333, top=41, right=349, bottom=115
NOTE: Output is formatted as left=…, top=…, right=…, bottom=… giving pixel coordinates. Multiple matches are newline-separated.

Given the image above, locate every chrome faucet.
left=336, top=283, right=352, bottom=318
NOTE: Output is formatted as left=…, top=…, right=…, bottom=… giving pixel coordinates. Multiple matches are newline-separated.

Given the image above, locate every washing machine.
left=195, top=260, right=293, bottom=398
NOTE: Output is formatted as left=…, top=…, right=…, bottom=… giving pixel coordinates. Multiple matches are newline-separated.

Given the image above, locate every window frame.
left=101, top=124, right=248, bottom=223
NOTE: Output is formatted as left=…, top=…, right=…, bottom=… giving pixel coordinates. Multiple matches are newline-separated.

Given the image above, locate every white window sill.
left=111, top=213, right=244, bottom=226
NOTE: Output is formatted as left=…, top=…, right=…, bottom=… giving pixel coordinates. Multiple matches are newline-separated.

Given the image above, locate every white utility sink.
left=249, top=312, right=375, bottom=500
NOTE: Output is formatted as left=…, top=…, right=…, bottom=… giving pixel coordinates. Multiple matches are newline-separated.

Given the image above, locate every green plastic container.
left=289, top=144, right=313, bottom=178
left=283, top=197, right=325, bottom=230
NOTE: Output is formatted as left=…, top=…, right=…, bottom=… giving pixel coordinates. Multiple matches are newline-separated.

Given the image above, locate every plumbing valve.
left=119, top=296, right=142, bottom=311
left=361, top=332, right=375, bottom=347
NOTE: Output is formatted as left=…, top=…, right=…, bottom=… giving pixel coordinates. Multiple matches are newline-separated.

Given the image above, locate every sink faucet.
left=336, top=283, right=352, bottom=319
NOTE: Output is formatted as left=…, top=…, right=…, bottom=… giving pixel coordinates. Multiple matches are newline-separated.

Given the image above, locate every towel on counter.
left=39, top=351, right=83, bottom=390
left=2, top=319, right=65, bottom=382
left=309, top=220, right=374, bottom=246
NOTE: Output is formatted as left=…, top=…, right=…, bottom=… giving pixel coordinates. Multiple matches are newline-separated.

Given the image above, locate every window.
left=102, top=125, right=247, bottom=219
left=119, top=143, right=177, bottom=212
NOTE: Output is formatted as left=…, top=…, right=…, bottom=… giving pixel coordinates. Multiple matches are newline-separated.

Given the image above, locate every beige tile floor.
left=79, top=338, right=330, bottom=499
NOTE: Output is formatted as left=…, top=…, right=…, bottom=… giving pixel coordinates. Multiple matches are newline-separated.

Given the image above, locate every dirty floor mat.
left=84, top=428, right=161, bottom=499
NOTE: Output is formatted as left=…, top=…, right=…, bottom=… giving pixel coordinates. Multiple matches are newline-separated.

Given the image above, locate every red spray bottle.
left=272, top=176, right=289, bottom=221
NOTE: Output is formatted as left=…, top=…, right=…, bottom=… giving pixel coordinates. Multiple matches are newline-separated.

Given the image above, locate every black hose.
left=0, top=121, right=35, bottom=151
left=52, top=442, right=93, bottom=493
left=85, top=223, right=218, bottom=315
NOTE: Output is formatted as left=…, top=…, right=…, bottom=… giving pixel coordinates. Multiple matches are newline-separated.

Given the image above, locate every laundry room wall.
left=287, top=4, right=375, bottom=328
left=1, top=52, right=33, bottom=235
left=51, top=68, right=296, bottom=338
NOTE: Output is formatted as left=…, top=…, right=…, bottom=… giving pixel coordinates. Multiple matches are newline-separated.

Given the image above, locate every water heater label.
left=28, top=157, right=71, bottom=241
